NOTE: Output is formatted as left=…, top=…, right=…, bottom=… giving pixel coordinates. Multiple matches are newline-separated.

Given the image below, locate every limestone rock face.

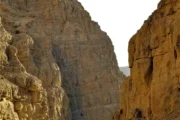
left=0, top=0, right=124, bottom=120
left=115, top=0, right=180, bottom=120
left=0, top=15, right=70, bottom=120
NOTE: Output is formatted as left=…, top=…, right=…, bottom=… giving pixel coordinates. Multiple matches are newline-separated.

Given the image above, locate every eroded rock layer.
left=114, top=0, right=180, bottom=120
left=0, top=0, right=124, bottom=120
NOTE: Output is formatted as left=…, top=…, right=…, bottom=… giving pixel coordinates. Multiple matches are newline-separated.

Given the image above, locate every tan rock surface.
left=115, top=0, right=180, bottom=120
left=0, top=16, right=71, bottom=120
left=0, top=0, right=125, bottom=120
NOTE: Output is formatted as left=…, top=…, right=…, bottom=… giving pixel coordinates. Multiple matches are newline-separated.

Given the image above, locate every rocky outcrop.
left=0, top=0, right=124, bottom=120
left=114, top=0, right=180, bottom=120
left=0, top=13, right=70, bottom=120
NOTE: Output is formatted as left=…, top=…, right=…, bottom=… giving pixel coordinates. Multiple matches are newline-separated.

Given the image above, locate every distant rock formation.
left=114, top=0, right=180, bottom=120
left=120, top=67, right=130, bottom=76
left=0, top=0, right=125, bottom=120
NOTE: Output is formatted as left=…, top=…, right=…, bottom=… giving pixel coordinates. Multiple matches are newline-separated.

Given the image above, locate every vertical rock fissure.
left=144, top=57, right=153, bottom=86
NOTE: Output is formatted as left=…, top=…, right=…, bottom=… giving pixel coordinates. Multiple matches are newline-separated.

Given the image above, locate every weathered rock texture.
left=114, top=0, right=180, bottom=120
left=0, top=0, right=124, bottom=120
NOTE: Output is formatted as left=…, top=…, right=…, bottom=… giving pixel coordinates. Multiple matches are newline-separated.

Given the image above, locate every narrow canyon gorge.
left=1, top=0, right=180, bottom=120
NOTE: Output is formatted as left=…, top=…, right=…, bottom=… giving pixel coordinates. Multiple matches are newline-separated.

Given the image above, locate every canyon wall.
left=114, top=0, right=180, bottom=120
left=0, top=0, right=125, bottom=120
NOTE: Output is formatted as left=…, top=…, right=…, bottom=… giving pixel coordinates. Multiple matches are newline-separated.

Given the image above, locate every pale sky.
left=78, top=0, right=160, bottom=67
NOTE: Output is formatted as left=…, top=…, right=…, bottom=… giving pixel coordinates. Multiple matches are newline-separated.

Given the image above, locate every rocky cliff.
left=0, top=0, right=124, bottom=120
left=114, top=0, right=180, bottom=120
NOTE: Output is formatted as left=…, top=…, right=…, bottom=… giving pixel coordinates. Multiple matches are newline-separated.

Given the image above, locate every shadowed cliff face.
left=0, top=0, right=125, bottom=120
left=114, top=0, right=180, bottom=120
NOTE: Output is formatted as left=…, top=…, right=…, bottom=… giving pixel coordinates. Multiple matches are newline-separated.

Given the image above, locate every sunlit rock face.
left=0, top=0, right=124, bottom=120
left=114, top=0, right=180, bottom=120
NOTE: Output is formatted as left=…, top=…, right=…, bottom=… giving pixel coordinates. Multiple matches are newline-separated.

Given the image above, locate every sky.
left=78, top=0, right=160, bottom=67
